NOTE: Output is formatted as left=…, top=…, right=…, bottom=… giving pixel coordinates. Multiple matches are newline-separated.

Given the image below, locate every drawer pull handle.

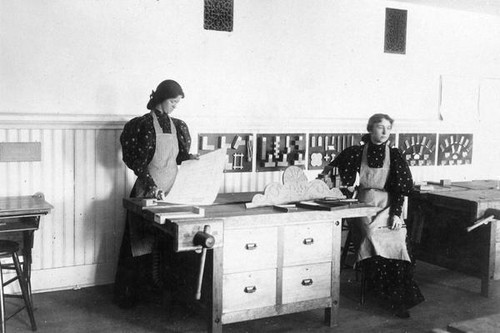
left=245, top=243, right=257, bottom=250
left=244, top=286, right=257, bottom=293
left=303, top=238, right=314, bottom=245
left=301, top=279, right=313, bottom=286
left=0, top=222, right=6, bottom=227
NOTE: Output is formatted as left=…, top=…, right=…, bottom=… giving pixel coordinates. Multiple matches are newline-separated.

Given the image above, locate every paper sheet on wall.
left=162, top=148, right=227, bottom=205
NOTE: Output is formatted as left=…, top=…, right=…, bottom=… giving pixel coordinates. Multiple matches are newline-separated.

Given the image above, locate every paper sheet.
left=162, top=148, right=227, bottom=205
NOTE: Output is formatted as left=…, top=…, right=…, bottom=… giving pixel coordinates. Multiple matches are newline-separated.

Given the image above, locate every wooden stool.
left=0, top=240, right=36, bottom=332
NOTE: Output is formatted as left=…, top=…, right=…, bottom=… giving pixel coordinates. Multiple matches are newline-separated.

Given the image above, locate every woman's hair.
left=146, top=80, right=184, bottom=110
left=366, top=113, right=394, bottom=132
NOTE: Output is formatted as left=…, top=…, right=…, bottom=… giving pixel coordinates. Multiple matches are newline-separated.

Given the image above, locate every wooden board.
left=0, top=194, right=53, bottom=217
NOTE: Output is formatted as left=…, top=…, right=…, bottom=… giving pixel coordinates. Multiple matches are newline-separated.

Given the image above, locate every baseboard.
left=19, top=263, right=117, bottom=294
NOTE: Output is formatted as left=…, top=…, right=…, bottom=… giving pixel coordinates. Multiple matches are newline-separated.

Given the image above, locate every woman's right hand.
left=156, top=189, right=165, bottom=201
left=318, top=166, right=334, bottom=189
left=146, top=188, right=165, bottom=200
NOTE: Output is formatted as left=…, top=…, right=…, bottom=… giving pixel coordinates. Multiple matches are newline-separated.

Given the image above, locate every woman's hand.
left=156, top=189, right=165, bottom=201
left=189, top=153, right=200, bottom=160
left=147, top=188, right=165, bottom=200
left=390, top=215, right=403, bottom=230
left=318, top=166, right=334, bottom=189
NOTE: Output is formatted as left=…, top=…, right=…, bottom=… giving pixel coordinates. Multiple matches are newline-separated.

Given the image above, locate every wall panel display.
left=198, top=133, right=252, bottom=172
left=308, top=133, right=363, bottom=170
left=437, top=134, right=473, bottom=166
left=398, top=133, right=437, bottom=166
left=256, top=134, right=306, bottom=171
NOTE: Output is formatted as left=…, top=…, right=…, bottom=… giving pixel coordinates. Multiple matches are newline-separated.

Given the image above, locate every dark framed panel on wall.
left=437, top=134, right=473, bottom=166
left=256, top=134, right=306, bottom=172
left=198, top=133, right=253, bottom=172
left=384, top=8, right=407, bottom=54
left=204, top=0, right=233, bottom=32
left=398, top=133, right=437, bottom=166
left=308, top=133, right=363, bottom=170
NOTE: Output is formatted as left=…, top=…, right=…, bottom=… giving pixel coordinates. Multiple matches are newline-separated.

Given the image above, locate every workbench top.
left=0, top=194, right=53, bottom=217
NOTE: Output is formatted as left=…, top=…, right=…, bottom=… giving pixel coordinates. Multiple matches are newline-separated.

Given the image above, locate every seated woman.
left=321, top=113, right=424, bottom=318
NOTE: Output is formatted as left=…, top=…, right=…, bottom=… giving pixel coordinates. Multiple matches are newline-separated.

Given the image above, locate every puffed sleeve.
left=388, top=147, right=414, bottom=217
left=328, top=145, right=363, bottom=186
left=172, top=118, right=192, bottom=164
left=120, top=116, right=157, bottom=193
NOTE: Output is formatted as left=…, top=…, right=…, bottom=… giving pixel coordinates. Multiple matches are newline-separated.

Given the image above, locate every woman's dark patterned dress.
left=329, top=136, right=425, bottom=308
left=114, top=111, right=192, bottom=308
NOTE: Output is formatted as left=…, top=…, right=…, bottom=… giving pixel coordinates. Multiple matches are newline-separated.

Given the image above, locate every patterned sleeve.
left=329, top=145, right=362, bottom=186
left=388, top=148, right=414, bottom=217
left=173, top=118, right=192, bottom=164
left=120, top=116, right=157, bottom=193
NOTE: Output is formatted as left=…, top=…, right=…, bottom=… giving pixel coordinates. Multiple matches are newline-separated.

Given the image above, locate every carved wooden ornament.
left=246, top=166, right=345, bottom=208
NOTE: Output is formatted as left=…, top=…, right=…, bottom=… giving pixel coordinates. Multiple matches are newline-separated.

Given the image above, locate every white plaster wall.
left=1, top=0, right=500, bottom=181
left=1, top=0, right=500, bottom=291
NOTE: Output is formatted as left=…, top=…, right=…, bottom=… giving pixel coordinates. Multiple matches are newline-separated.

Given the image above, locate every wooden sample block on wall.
left=308, top=133, right=363, bottom=170
left=398, top=133, right=437, bottom=166
left=198, top=133, right=252, bottom=172
left=256, top=134, right=306, bottom=172
left=437, top=134, right=473, bottom=166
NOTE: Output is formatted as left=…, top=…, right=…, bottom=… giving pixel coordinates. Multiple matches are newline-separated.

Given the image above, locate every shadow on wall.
left=91, top=125, right=128, bottom=286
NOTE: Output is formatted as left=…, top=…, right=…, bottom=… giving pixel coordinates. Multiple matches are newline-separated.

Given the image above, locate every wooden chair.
left=0, top=240, right=36, bottom=332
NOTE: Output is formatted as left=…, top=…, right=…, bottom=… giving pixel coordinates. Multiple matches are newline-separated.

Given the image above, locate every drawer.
left=223, top=269, right=276, bottom=312
left=0, top=216, right=39, bottom=232
left=223, top=227, right=278, bottom=273
left=282, top=262, right=331, bottom=304
left=283, top=223, right=333, bottom=265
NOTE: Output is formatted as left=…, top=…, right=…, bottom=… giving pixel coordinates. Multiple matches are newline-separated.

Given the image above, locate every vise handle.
left=467, top=209, right=500, bottom=232
left=194, top=225, right=214, bottom=300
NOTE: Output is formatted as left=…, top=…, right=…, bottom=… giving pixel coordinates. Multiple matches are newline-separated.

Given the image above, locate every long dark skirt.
left=359, top=239, right=425, bottom=308
left=113, top=184, right=168, bottom=307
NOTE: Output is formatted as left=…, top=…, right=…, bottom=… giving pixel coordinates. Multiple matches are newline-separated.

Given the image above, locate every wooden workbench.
left=407, top=180, right=500, bottom=297
left=123, top=193, right=380, bottom=333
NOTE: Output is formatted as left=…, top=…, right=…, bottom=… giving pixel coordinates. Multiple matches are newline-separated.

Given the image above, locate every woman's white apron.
left=130, top=111, right=179, bottom=256
left=356, top=144, right=411, bottom=262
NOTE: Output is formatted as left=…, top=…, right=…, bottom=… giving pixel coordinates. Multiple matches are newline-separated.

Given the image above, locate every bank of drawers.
left=222, top=223, right=333, bottom=312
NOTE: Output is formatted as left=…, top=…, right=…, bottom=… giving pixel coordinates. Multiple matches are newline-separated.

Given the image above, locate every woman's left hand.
left=189, top=154, right=200, bottom=160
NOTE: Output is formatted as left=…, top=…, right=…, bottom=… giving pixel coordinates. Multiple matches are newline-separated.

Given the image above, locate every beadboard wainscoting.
left=0, top=124, right=132, bottom=291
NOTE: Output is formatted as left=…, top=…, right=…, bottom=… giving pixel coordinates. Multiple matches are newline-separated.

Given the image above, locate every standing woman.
left=114, top=79, right=197, bottom=308
left=322, top=113, right=424, bottom=318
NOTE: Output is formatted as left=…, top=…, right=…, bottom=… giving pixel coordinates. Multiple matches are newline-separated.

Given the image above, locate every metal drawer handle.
left=303, top=238, right=314, bottom=245
left=301, top=279, right=313, bottom=286
left=0, top=222, right=7, bottom=227
left=244, top=286, right=257, bottom=293
left=245, top=243, right=257, bottom=250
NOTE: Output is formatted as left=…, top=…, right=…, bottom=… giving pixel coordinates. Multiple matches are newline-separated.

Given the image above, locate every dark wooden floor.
left=6, top=261, right=500, bottom=333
